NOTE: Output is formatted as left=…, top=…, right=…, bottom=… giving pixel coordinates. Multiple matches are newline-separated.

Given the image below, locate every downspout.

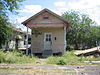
left=64, top=25, right=67, bottom=55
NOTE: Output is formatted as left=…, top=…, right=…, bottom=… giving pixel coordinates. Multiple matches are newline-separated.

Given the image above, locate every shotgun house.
left=7, top=28, right=31, bottom=51
left=22, top=8, right=69, bottom=57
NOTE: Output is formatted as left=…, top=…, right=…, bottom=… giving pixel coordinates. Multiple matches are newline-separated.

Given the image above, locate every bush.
left=57, top=58, right=66, bottom=65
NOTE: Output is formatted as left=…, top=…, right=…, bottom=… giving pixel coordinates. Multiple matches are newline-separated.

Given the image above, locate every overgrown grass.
left=45, top=50, right=100, bottom=65
left=0, top=50, right=100, bottom=65
left=0, top=51, right=37, bottom=64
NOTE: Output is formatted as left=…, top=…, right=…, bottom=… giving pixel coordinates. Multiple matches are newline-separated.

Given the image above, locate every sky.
left=9, top=0, right=100, bottom=31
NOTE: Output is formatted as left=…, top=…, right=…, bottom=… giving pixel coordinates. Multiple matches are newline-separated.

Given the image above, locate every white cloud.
left=54, top=1, right=66, bottom=7
left=10, top=5, right=43, bottom=32
left=86, top=7, right=100, bottom=25
left=54, top=0, right=100, bottom=25
left=67, top=0, right=100, bottom=10
left=13, top=16, right=31, bottom=32
left=20, top=5, right=42, bottom=14
left=16, top=16, right=28, bottom=23
left=51, top=9, right=62, bottom=15
left=17, top=5, right=43, bottom=23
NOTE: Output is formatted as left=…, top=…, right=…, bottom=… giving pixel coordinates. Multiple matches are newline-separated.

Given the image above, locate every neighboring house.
left=22, top=9, right=69, bottom=57
left=9, top=28, right=25, bottom=49
left=3, top=27, right=31, bottom=51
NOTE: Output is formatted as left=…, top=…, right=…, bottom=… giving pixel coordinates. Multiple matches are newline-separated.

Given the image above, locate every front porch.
left=31, top=27, right=65, bottom=57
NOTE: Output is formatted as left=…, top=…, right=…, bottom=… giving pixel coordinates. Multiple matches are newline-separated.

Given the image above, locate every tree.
left=0, top=15, right=12, bottom=48
left=0, top=0, right=24, bottom=13
left=89, top=26, right=100, bottom=47
left=0, top=0, right=24, bottom=48
left=62, top=11, right=99, bottom=50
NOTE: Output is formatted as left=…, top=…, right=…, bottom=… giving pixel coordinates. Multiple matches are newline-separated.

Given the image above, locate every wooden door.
left=44, top=33, right=52, bottom=50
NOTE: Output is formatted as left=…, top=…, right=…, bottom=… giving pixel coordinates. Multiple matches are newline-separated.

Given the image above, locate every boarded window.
left=43, top=17, right=49, bottom=19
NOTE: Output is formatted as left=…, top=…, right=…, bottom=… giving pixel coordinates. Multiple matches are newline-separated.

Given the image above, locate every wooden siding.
left=27, top=12, right=64, bottom=27
left=31, top=27, right=64, bottom=54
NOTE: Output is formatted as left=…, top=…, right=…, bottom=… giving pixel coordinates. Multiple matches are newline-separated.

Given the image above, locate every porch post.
left=64, top=25, right=67, bottom=55
left=26, top=27, right=28, bottom=55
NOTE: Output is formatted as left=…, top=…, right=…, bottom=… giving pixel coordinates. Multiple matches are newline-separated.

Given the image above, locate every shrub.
left=57, top=57, right=66, bottom=65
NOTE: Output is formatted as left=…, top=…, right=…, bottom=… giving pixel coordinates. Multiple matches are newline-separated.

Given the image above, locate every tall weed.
left=0, top=51, right=37, bottom=64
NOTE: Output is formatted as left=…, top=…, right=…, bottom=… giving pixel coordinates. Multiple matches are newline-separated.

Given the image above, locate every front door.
left=44, top=33, right=52, bottom=50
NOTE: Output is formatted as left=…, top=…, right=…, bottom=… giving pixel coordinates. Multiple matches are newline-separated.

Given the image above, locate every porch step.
left=42, top=50, right=53, bottom=58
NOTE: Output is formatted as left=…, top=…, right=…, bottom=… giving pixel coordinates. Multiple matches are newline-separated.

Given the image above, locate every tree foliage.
left=62, top=11, right=100, bottom=50
left=0, top=0, right=24, bottom=13
left=0, top=15, right=12, bottom=48
left=0, top=0, right=24, bottom=48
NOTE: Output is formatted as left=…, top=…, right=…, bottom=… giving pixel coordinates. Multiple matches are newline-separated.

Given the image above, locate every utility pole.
left=64, top=25, right=67, bottom=55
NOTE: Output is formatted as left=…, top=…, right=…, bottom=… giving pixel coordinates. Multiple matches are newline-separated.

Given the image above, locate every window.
left=43, top=17, right=49, bottom=19
left=45, top=34, right=51, bottom=41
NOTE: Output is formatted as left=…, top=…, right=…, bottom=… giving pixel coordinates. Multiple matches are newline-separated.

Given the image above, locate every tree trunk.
left=5, top=41, right=9, bottom=51
left=15, top=39, right=19, bottom=51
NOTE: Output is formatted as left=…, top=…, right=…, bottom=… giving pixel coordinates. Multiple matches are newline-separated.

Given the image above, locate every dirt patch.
left=0, top=64, right=100, bottom=75
left=35, top=59, right=46, bottom=65
left=0, top=65, right=76, bottom=75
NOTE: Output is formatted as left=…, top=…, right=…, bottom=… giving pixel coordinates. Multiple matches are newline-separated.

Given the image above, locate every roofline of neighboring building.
left=21, top=8, right=70, bottom=25
left=12, top=27, right=31, bottom=34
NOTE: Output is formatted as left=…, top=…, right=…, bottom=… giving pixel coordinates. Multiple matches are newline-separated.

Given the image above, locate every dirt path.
left=0, top=64, right=76, bottom=75
left=35, top=59, right=46, bottom=65
left=73, top=65, right=100, bottom=75
left=0, top=64, right=100, bottom=75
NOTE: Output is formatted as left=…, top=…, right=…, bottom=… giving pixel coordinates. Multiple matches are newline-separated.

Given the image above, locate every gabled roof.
left=22, top=8, right=69, bottom=25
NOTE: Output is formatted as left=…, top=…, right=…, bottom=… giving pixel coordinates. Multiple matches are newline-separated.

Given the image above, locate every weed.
left=0, top=51, right=37, bottom=64
left=45, top=50, right=100, bottom=65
